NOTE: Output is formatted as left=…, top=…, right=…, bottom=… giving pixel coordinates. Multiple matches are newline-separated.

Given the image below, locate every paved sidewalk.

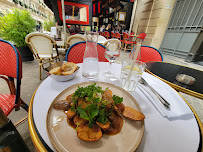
left=0, top=51, right=202, bottom=151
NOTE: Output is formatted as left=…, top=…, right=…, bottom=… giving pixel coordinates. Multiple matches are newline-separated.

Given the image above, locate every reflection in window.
left=65, top=5, right=87, bottom=22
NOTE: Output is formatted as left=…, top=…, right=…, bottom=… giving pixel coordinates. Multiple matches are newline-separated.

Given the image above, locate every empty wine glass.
left=103, top=40, right=121, bottom=78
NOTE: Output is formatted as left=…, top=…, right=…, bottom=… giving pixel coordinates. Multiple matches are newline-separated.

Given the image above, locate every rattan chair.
left=104, top=31, right=110, bottom=39
left=0, top=39, right=28, bottom=116
left=103, top=39, right=121, bottom=53
left=67, top=35, right=86, bottom=46
left=130, top=45, right=163, bottom=63
left=123, top=32, right=136, bottom=53
left=25, top=33, right=60, bottom=80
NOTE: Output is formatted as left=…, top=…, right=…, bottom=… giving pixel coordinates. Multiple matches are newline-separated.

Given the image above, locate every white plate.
left=46, top=82, right=145, bottom=152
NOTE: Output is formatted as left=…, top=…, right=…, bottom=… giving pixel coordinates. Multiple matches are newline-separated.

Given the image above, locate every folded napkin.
left=138, top=72, right=193, bottom=119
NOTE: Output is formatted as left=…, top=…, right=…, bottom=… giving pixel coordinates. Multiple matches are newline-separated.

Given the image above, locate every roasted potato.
left=73, top=115, right=88, bottom=126
left=66, top=109, right=76, bottom=119
left=96, top=121, right=110, bottom=131
left=122, top=106, right=145, bottom=121
left=77, top=124, right=102, bottom=141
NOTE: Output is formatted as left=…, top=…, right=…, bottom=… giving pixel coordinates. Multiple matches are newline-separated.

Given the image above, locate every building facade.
left=0, top=0, right=54, bottom=26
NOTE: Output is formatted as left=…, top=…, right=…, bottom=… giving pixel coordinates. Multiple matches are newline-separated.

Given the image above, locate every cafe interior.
left=0, top=0, right=202, bottom=151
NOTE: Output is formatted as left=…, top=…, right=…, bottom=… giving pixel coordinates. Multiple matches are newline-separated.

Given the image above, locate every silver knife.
left=139, top=78, right=171, bottom=110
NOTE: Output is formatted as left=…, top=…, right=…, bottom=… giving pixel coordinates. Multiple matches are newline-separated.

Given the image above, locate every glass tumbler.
left=120, top=60, right=146, bottom=92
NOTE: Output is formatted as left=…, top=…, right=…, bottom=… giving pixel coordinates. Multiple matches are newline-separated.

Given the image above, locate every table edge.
left=28, top=80, right=203, bottom=152
left=28, top=87, right=48, bottom=152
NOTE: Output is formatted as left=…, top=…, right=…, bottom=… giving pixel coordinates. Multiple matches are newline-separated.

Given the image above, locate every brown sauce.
left=67, top=117, right=76, bottom=129
left=104, top=113, right=123, bottom=135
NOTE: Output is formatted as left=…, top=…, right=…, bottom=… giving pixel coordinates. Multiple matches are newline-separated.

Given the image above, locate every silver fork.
left=139, top=78, right=171, bottom=110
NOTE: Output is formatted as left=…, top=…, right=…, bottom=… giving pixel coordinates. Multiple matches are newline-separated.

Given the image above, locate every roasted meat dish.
left=53, top=83, right=145, bottom=141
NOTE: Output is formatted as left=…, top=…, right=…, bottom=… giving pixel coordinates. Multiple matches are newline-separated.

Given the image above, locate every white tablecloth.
left=33, top=62, right=200, bottom=152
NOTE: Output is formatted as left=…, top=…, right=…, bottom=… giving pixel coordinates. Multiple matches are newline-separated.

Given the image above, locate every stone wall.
left=0, top=0, right=54, bottom=25
left=131, top=0, right=176, bottom=49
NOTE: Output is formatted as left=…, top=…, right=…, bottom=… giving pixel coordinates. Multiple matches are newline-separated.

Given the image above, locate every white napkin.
left=138, top=72, right=193, bottom=119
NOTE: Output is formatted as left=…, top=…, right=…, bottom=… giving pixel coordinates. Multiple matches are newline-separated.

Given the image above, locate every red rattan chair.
left=115, top=32, right=122, bottom=40
left=104, top=31, right=110, bottom=39
left=0, top=39, right=28, bottom=116
left=115, top=32, right=123, bottom=46
left=123, top=32, right=136, bottom=53
left=66, top=41, right=108, bottom=63
left=111, top=32, right=116, bottom=38
left=130, top=45, right=163, bottom=63
left=99, top=31, right=103, bottom=35
left=101, top=32, right=105, bottom=36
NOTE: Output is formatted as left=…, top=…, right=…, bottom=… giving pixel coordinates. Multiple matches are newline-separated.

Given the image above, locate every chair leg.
left=39, top=60, right=42, bottom=80
left=124, top=44, right=127, bottom=53
left=20, top=98, right=29, bottom=112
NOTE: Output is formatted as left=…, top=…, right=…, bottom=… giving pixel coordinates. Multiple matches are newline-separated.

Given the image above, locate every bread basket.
left=44, top=61, right=80, bottom=82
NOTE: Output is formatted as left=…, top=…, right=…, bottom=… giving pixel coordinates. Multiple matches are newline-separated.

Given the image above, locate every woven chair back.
left=131, top=45, right=163, bottom=63
left=104, top=31, right=110, bottom=38
left=67, top=35, right=86, bottom=46
left=104, top=39, right=121, bottom=52
left=66, top=41, right=108, bottom=63
left=0, top=40, right=22, bottom=79
left=115, top=32, right=121, bottom=39
left=25, top=33, right=57, bottom=58
left=123, top=32, right=130, bottom=40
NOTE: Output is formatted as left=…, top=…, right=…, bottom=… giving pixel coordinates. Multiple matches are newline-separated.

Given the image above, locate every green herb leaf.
left=77, top=106, right=89, bottom=121
left=86, top=104, right=99, bottom=119
left=113, top=95, right=123, bottom=104
left=93, top=97, right=100, bottom=103
left=71, top=105, right=75, bottom=112
left=97, top=108, right=108, bottom=124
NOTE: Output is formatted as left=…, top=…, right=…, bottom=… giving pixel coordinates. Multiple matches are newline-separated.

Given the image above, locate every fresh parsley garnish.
left=97, top=108, right=108, bottom=124
left=77, top=104, right=99, bottom=128
left=70, top=83, right=123, bottom=128
left=113, top=95, right=123, bottom=104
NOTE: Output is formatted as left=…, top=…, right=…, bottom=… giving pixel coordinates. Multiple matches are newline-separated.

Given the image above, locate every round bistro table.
left=28, top=62, right=202, bottom=152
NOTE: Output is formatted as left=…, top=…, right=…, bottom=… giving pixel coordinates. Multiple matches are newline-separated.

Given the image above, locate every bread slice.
left=62, top=62, right=77, bottom=75
left=49, top=67, right=62, bottom=75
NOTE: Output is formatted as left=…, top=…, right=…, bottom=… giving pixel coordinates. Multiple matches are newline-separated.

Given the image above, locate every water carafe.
left=82, top=31, right=99, bottom=79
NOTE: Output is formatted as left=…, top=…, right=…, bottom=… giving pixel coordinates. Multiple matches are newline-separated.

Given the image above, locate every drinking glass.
left=103, top=41, right=120, bottom=78
left=120, top=60, right=146, bottom=92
